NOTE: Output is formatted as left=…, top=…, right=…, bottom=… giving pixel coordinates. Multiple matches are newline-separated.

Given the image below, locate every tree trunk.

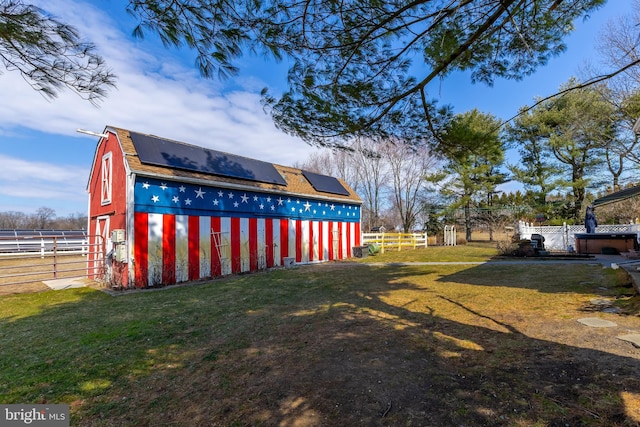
left=464, top=203, right=472, bottom=241
left=489, top=220, right=494, bottom=242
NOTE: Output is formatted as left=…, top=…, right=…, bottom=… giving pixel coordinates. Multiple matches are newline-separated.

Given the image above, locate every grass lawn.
left=357, top=241, right=501, bottom=262
left=1, top=245, right=640, bottom=426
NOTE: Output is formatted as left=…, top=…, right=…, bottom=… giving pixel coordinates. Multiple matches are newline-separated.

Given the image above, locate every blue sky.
left=0, top=0, right=631, bottom=216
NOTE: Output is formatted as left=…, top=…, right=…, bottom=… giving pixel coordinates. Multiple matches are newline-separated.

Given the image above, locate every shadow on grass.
left=0, top=263, right=639, bottom=426
left=435, top=260, right=624, bottom=294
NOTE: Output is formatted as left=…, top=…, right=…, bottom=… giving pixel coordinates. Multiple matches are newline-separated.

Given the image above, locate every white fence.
left=362, top=232, right=428, bottom=253
left=516, top=221, right=640, bottom=251
left=0, top=229, right=88, bottom=257
left=443, top=225, right=457, bottom=246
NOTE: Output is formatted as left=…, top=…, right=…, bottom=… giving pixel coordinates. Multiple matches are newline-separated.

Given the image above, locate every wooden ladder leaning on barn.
left=211, top=230, right=231, bottom=275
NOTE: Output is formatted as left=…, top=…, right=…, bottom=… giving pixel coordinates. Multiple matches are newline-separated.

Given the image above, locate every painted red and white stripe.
left=133, top=212, right=361, bottom=287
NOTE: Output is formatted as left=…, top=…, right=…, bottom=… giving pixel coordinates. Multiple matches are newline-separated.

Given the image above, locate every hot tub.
left=574, top=233, right=639, bottom=254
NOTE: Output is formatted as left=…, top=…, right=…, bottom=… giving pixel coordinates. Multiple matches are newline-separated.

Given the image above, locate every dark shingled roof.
left=593, top=186, right=640, bottom=207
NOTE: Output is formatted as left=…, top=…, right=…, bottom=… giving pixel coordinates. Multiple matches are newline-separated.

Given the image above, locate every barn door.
left=91, top=215, right=111, bottom=279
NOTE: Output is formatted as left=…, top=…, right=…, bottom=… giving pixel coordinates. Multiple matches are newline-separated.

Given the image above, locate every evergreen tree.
left=439, top=109, right=506, bottom=241
left=509, top=78, right=615, bottom=220
left=507, top=106, right=562, bottom=209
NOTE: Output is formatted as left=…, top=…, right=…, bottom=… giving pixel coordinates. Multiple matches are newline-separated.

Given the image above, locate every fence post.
left=380, top=233, right=385, bottom=254
left=53, top=237, right=58, bottom=279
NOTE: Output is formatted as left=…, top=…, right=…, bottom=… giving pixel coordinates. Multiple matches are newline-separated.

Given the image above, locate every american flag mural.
left=133, top=177, right=361, bottom=286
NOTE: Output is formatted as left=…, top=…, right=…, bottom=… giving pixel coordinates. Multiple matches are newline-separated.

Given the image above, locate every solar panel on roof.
left=302, top=170, right=350, bottom=196
left=130, top=132, right=287, bottom=186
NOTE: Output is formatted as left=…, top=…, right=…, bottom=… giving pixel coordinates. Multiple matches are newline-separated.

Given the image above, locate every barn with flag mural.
left=86, top=126, right=362, bottom=288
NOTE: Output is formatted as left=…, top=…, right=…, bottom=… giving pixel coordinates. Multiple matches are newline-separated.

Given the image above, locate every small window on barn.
left=101, top=152, right=112, bottom=205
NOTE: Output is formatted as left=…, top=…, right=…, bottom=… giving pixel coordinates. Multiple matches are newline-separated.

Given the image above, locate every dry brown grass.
left=0, top=254, right=91, bottom=295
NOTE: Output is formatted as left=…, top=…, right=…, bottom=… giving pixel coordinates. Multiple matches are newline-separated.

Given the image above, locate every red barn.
left=86, top=126, right=362, bottom=288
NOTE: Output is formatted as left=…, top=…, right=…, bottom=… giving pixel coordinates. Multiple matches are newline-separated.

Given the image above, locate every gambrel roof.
left=90, top=126, right=361, bottom=204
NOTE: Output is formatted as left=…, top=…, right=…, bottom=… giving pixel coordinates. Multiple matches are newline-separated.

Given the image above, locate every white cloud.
left=27, top=0, right=315, bottom=164
left=0, top=0, right=319, bottom=215
left=0, top=154, right=84, bottom=183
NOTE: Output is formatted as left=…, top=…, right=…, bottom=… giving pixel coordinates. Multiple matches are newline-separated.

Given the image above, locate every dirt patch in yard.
left=0, top=282, right=49, bottom=295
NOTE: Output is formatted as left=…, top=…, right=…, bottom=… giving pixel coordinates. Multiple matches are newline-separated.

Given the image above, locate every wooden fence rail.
left=361, top=232, right=428, bottom=254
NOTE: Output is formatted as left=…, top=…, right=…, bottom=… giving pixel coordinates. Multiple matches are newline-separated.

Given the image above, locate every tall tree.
left=32, top=206, right=56, bottom=229
left=439, top=109, right=506, bottom=241
left=293, top=149, right=360, bottom=194
left=349, top=138, right=391, bottom=231
left=525, top=78, right=614, bottom=220
left=0, top=211, right=27, bottom=228
left=601, top=88, right=640, bottom=190
left=506, top=105, right=563, bottom=210
left=0, top=0, right=116, bottom=103
left=383, top=141, right=439, bottom=233
left=594, top=1, right=640, bottom=88
left=477, top=163, right=510, bottom=241
left=295, top=140, right=389, bottom=230
left=126, top=0, right=607, bottom=145
left=296, top=137, right=437, bottom=232
left=589, top=10, right=640, bottom=189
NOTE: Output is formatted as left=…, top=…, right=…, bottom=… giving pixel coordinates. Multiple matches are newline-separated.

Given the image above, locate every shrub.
left=496, top=239, right=517, bottom=256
